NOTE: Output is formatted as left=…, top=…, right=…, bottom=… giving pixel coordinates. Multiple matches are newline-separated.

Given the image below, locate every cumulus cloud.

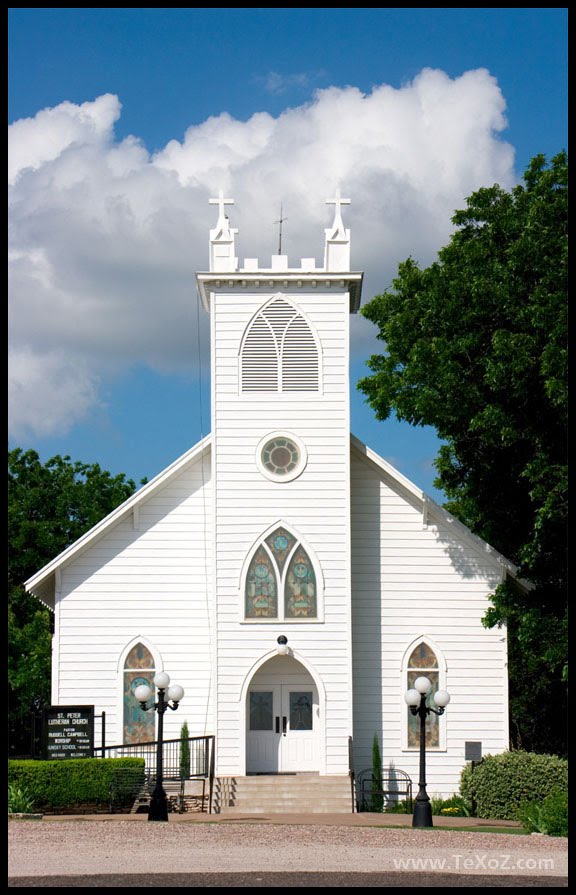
left=8, top=68, right=515, bottom=439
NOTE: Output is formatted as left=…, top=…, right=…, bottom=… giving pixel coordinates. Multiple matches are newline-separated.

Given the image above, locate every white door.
left=247, top=684, right=318, bottom=772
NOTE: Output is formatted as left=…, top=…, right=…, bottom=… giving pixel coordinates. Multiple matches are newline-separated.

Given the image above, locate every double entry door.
left=247, top=684, right=318, bottom=773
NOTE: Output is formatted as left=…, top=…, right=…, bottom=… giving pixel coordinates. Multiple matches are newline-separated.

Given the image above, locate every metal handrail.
left=99, top=735, right=215, bottom=811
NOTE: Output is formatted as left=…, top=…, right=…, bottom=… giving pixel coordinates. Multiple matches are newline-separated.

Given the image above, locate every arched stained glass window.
left=123, top=642, right=155, bottom=744
left=407, top=642, right=440, bottom=749
left=285, top=546, right=317, bottom=619
left=244, top=527, right=319, bottom=621
left=265, top=527, right=296, bottom=574
left=245, top=546, right=278, bottom=618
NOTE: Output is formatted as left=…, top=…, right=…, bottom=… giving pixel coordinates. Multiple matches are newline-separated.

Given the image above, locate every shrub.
left=435, top=795, right=472, bottom=817
left=8, top=782, right=36, bottom=814
left=179, top=721, right=191, bottom=779
left=384, top=798, right=412, bottom=814
left=370, top=734, right=384, bottom=812
left=518, top=787, right=568, bottom=837
left=460, top=751, right=568, bottom=821
left=8, top=758, right=145, bottom=810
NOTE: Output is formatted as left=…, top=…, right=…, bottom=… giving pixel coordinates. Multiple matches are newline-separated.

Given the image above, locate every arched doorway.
left=246, top=654, right=320, bottom=773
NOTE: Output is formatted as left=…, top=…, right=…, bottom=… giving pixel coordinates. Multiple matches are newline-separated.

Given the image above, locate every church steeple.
left=198, top=192, right=362, bottom=312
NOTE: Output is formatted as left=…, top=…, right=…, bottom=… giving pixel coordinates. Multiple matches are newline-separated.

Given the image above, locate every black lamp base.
left=412, top=796, right=433, bottom=828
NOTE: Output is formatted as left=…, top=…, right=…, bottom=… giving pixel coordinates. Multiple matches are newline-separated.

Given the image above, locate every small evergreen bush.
left=179, top=721, right=191, bottom=779
left=460, top=751, right=568, bottom=821
left=370, top=734, right=384, bottom=812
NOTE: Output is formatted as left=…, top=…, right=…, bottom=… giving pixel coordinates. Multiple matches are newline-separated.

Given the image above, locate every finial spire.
left=326, top=188, right=351, bottom=240
left=208, top=189, right=238, bottom=272
left=324, top=188, right=351, bottom=272
left=209, top=190, right=235, bottom=234
left=274, top=204, right=288, bottom=255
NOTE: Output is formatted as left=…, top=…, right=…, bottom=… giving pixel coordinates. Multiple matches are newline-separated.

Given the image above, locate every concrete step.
left=213, top=774, right=354, bottom=814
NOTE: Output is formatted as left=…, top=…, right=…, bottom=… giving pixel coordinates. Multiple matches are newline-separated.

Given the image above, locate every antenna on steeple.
left=274, top=204, right=288, bottom=255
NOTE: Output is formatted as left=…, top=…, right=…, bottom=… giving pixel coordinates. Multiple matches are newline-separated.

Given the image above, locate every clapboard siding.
left=212, top=288, right=353, bottom=775
left=350, top=446, right=508, bottom=797
left=55, top=457, right=214, bottom=747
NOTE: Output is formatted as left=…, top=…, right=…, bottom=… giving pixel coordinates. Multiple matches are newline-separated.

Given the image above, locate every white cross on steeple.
left=208, top=189, right=238, bottom=272
left=209, top=190, right=235, bottom=231
left=326, top=188, right=351, bottom=238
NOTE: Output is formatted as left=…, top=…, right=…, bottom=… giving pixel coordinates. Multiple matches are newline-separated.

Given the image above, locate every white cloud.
left=8, top=69, right=515, bottom=439
left=8, top=346, right=102, bottom=440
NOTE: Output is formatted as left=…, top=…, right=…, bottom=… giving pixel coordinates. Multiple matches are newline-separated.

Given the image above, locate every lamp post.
left=134, top=672, right=184, bottom=822
left=404, top=676, right=450, bottom=828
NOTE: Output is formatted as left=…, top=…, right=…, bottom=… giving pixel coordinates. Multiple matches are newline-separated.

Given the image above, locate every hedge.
left=8, top=758, right=145, bottom=810
left=459, top=750, right=568, bottom=820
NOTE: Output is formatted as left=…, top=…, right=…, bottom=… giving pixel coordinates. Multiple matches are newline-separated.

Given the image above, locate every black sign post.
left=43, top=706, right=95, bottom=760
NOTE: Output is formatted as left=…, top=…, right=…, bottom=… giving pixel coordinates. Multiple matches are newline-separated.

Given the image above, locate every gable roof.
left=350, top=434, right=522, bottom=582
left=25, top=431, right=524, bottom=609
left=24, top=435, right=211, bottom=609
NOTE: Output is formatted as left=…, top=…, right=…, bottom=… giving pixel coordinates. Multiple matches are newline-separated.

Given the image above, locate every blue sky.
left=8, top=8, right=567, bottom=501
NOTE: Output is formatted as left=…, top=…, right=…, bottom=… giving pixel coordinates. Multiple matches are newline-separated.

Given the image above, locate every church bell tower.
left=196, top=192, right=363, bottom=776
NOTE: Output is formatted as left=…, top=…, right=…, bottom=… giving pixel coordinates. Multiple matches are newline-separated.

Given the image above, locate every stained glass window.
left=245, top=546, right=278, bottom=618
left=407, top=643, right=440, bottom=749
left=249, top=692, right=273, bottom=730
left=123, top=643, right=155, bottom=744
left=261, top=437, right=300, bottom=477
left=244, top=529, right=319, bottom=621
left=285, top=546, right=317, bottom=619
left=265, top=527, right=296, bottom=575
left=289, top=692, right=313, bottom=730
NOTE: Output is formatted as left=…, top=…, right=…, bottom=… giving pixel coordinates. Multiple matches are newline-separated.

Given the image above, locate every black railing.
left=99, top=734, right=214, bottom=781
left=100, top=734, right=215, bottom=813
left=348, top=736, right=356, bottom=813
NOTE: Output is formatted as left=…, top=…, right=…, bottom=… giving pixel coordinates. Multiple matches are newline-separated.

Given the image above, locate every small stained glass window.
left=245, top=547, right=278, bottom=618
left=261, top=437, right=300, bottom=476
left=407, top=643, right=440, bottom=749
left=250, top=692, right=273, bottom=730
left=123, top=643, right=155, bottom=744
left=265, top=527, right=296, bottom=574
left=285, top=546, right=317, bottom=619
left=289, top=692, right=313, bottom=730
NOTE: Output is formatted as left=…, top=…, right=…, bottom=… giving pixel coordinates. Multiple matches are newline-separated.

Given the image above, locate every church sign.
left=43, top=705, right=95, bottom=759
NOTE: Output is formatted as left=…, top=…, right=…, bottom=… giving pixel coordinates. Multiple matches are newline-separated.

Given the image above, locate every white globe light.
left=134, top=684, right=152, bottom=703
left=168, top=684, right=184, bottom=703
left=404, top=688, right=421, bottom=706
left=154, top=671, right=170, bottom=689
left=414, top=676, right=432, bottom=695
left=434, top=690, right=451, bottom=708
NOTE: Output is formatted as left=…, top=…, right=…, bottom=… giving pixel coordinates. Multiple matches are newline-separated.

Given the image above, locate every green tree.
left=8, top=448, right=140, bottom=755
left=179, top=720, right=191, bottom=779
left=358, top=152, right=567, bottom=755
left=370, top=733, right=384, bottom=812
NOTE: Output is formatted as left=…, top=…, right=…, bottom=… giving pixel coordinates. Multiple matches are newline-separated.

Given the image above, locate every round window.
left=256, top=432, right=307, bottom=482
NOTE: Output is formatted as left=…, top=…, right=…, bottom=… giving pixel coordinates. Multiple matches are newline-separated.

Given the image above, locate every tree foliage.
left=358, top=152, right=567, bottom=754
left=8, top=448, right=139, bottom=755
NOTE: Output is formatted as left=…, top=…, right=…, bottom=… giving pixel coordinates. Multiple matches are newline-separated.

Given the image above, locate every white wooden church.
left=26, top=192, right=517, bottom=804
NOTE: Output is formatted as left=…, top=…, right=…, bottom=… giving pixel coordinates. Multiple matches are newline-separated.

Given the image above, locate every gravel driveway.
left=9, top=818, right=568, bottom=882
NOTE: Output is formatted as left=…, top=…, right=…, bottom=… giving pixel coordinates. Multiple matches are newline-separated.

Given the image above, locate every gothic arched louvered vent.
left=240, top=298, right=320, bottom=393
